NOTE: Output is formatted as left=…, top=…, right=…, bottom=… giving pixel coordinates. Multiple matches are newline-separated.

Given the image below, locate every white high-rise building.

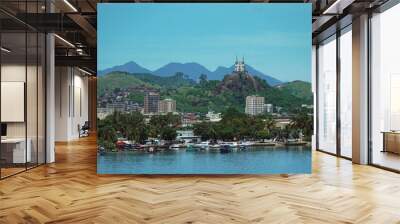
left=245, top=95, right=265, bottom=115
left=158, top=98, right=176, bottom=113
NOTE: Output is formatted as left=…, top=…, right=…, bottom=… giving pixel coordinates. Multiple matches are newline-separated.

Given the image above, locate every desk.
left=382, top=131, right=400, bottom=154
left=1, top=138, right=31, bottom=163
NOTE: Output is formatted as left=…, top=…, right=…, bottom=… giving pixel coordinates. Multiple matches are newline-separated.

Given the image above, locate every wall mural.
left=97, top=3, right=312, bottom=174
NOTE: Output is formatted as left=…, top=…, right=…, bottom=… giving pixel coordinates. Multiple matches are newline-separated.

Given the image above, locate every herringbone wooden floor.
left=1, top=136, right=400, bottom=224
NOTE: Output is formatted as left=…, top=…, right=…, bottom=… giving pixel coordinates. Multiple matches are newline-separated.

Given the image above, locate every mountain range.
left=98, top=61, right=282, bottom=86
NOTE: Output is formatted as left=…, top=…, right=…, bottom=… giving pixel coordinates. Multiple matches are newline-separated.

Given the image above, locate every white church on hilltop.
left=234, top=56, right=246, bottom=73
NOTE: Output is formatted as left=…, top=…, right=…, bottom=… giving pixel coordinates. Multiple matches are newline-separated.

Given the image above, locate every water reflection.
left=98, top=146, right=312, bottom=174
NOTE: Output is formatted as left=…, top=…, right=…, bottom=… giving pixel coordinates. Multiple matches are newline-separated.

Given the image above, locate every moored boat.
left=252, top=142, right=276, bottom=146
left=284, top=141, right=308, bottom=146
left=209, top=144, right=221, bottom=149
left=98, top=146, right=106, bottom=156
left=284, top=139, right=308, bottom=146
left=194, top=141, right=210, bottom=150
left=223, top=142, right=238, bottom=147
left=220, top=145, right=232, bottom=153
left=239, top=141, right=253, bottom=147
left=170, top=144, right=186, bottom=150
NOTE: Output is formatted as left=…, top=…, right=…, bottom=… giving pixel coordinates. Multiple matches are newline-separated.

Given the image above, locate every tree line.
left=193, top=108, right=312, bottom=142
left=98, top=107, right=313, bottom=150
left=98, top=112, right=180, bottom=150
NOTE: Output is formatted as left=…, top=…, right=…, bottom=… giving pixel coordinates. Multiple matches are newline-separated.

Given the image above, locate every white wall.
left=1, top=63, right=46, bottom=164
left=55, top=67, right=89, bottom=141
left=1, top=64, right=41, bottom=138
left=55, top=66, right=69, bottom=141
left=1, top=64, right=26, bottom=138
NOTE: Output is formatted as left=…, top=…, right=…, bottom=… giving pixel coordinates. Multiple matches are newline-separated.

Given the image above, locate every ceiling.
left=0, top=0, right=390, bottom=75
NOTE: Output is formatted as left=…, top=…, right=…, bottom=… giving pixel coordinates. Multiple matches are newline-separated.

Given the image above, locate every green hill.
left=98, top=72, right=313, bottom=114
left=97, top=72, right=157, bottom=96
left=132, top=72, right=196, bottom=88
left=275, top=80, right=313, bottom=103
left=98, top=71, right=196, bottom=96
left=161, top=72, right=312, bottom=113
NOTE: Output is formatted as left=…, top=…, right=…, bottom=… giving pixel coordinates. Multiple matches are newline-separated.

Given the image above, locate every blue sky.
left=98, top=4, right=311, bottom=82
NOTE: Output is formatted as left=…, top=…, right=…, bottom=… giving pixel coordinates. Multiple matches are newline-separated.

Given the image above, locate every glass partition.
left=1, top=31, right=28, bottom=177
left=317, top=35, right=337, bottom=154
left=0, top=2, right=46, bottom=179
left=339, top=27, right=352, bottom=158
left=370, top=4, right=400, bottom=171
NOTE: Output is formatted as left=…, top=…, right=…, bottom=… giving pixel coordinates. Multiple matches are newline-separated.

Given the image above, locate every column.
left=352, top=14, right=369, bottom=164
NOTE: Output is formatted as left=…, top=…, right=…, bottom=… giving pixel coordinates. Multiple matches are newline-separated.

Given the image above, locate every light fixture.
left=322, top=0, right=354, bottom=15
left=323, top=0, right=341, bottom=14
left=1, top=47, right=11, bottom=53
left=63, top=0, right=78, bottom=12
left=54, top=34, right=75, bottom=48
left=78, top=67, right=93, bottom=76
left=76, top=48, right=86, bottom=56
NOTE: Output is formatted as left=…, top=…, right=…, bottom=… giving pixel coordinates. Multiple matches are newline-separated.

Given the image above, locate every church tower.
left=234, top=56, right=245, bottom=73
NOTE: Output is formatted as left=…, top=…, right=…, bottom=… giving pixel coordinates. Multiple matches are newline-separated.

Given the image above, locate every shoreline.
left=99, top=142, right=312, bottom=153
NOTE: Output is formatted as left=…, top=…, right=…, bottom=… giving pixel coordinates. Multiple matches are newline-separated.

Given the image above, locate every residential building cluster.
left=97, top=86, right=150, bottom=118
left=98, top=88, right=313, bottom=123
left=181, top=113, right=200, bottom=127
left=143, top=92, right=177, bottom=114
left=98, top=89, right=178, bottom=119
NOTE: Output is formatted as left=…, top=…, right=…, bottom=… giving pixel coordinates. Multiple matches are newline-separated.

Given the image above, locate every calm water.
left=97, top=146, right=311, bottom=174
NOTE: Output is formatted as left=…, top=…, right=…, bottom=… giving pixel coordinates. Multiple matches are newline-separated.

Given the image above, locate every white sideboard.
left=1, top=138, right=32, bottom=163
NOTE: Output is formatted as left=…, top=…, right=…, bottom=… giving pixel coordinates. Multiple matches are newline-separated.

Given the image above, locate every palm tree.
left=289, top=108, right=313, bottom=140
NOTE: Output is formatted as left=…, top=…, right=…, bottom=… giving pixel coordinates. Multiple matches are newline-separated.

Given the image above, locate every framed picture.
left=97, top=3, right=312, bottom=174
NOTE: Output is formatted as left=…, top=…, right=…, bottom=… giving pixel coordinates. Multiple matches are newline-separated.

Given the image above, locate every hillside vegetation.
left=276, top=81, right=313, bottom=103
left=97, top=72, right=157, bottom=96
left=98, top=71, right=313, bottom=113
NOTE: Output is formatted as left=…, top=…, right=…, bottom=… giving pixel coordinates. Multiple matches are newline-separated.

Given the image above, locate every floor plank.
left=1, top=136, right=400, bottom=224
